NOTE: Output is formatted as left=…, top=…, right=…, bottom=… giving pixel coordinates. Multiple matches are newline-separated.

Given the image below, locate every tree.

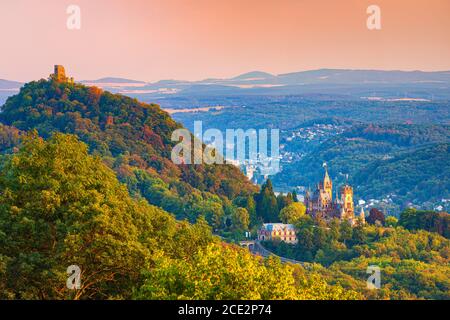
left=246, top=195, right=258, bottom=227
left=313, top=226, right=327, bottom=248
left=133, top=243, right=359, bottom=300
left=279, top=202, right=306, bottom=224
left=399, top=208, right=449, bottom=238
left=0, top=133, right=212, bottom=299
left=329, top=218, right=341, bottom=241
left=292, top=190, right=299, bottom=202
left=294, top=215, right=315, bottom=256
left=340, top=220, right=353, bottom=245
left=351, top=224, right=367, bottom=245
left=385, top=216, right=399, bottom=227
left=231, top=207, right=250, bottom=231
left=276, top=193, right=293, bottom=211
left=134, top=243, right=299, bottom=299
left=367, top=208, right=385, bottom=226
left=255, top=179, right=279, bottom=222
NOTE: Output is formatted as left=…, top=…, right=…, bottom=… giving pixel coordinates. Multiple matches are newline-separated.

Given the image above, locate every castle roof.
left=324, top=167, right=331, bottom=183
left=360, top=207, right=365, bottom=217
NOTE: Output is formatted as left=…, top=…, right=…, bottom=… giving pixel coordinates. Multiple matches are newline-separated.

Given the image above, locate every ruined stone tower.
left=50, top=65, right=74, bottom=83
left=54, top=65, right=66, bottom=81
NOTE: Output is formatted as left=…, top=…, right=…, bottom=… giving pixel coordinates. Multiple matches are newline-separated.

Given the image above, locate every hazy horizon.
left=2, top=67, right=450, bottom=84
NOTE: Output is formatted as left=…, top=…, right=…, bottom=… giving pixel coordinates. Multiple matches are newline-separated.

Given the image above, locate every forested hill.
left=0, top=78, right=257, bottom=224
left=353, top=143, right=450, bottom=205
left=273, top=122, right=450, bottom=212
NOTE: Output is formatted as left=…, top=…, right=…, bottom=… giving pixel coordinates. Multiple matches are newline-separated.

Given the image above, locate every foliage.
left=133, top=243, right=360, bottom=300
left=279, top=202, right=306, bottom=224
left=399, top=208, right=449, bottom=238
left=0, top=133, right=213, bottom=299
left=254, top=179, right=279, bottom=223
left=0, top=79, right=257, bottom=230
left=249, top=180, right=298, bottom=225
left=367, top=208, right=385, bottom=226
left=385, top=216, right=398, bottom=227
left=262, top=218, right=450, bottom=299
left=0, top=133, right=360, bottom=300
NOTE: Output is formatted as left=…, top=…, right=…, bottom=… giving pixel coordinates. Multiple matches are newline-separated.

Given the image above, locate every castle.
left=304, top=165, right=364, bottom=225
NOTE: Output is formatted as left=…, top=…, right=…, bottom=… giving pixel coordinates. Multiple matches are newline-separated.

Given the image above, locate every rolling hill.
left=0, top=77, right=257, bottom=226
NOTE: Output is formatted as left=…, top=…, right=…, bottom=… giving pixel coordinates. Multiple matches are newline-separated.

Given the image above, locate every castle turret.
left=359, top=207, right=366, bottom=224
left=340, top=184, right=354, bottom=219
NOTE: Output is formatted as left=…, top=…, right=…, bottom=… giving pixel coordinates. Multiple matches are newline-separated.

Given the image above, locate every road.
left=251, top=241, right=307, bottom=267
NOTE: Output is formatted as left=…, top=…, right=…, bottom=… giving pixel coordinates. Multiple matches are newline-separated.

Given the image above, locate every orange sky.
left=0, top=0, right=449, bottom=82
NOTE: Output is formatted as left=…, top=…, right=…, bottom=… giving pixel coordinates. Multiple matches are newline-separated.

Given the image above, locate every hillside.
left=0, top=78, right=257, bottom=226
left=353, top=143, right=450, bottom=206
left=272, top=124, right=450, bottom=211
left=0, top=132, right=362, bottom=300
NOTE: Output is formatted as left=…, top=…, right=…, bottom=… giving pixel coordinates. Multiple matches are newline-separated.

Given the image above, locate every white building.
left=257, top=223, right=297, bottom=244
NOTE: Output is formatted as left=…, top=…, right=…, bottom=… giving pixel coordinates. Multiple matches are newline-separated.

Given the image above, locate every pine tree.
left=246, top=195, right=258, bottom=227
left=292, top=190, right=299, bottom=202
left=256, top=179, right=279, bottom=222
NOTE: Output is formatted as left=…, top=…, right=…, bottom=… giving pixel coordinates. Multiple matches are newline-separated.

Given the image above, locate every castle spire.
left=360, top=207, right=366, bottom=224
left=322, top=162, right=332, bottom=199
left=323, top=162, right=330, bottom=179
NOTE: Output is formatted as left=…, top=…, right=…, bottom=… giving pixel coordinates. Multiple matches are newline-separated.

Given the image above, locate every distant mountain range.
left=82, top=77, right=147, bottom=84
left=79, top=69, right=450, bottom=101
left=2, top=69, right=450, bottom=105
left=0, top=79, right=23, bottom=90
left=0, top=79, right=25, bottom=106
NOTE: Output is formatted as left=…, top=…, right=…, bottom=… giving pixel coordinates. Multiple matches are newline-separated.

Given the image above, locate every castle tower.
left=323, top=164, right=332, bottom=199
left=54, top=65, right=66, bottom=81
left=304, top=189, right=310, bottom=208
left=340, top=185, right=354, bottom=218
left=50, top=65, right=74, bottom=83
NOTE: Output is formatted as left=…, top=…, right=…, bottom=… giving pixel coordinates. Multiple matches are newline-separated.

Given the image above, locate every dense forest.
left=0, top=133, right=357, bottom=299
left=262, top=210, right=449, bottom=299
left=0, top=79, right=257, bottom=231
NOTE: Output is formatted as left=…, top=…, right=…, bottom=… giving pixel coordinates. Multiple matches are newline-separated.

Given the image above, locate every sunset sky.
left=0, top=0, right=449, bottom=82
